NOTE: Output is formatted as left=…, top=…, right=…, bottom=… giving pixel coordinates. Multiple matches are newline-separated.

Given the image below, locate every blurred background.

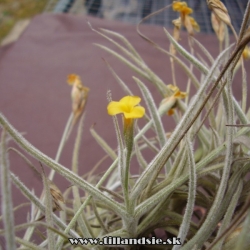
left=0, top=0, right=248, bottom=43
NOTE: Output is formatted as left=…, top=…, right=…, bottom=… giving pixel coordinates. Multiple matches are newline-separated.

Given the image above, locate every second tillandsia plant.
left=1, top=0, right=250, bottom=249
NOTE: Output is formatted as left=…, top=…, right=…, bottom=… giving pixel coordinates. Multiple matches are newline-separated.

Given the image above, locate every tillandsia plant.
left=1, top=0, right=250, bottom=249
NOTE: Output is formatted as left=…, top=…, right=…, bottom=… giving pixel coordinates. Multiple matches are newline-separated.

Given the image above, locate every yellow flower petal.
left=168, top=84, right=179, bottom=92
left=167, top=84, right=187, bottom=99
left=107, top=96, right=145, bottom=119
left=124, top=106, right=145, bottom=119
left=174, top=90, right=187, bottom=99
left=119, top=96, right=141, bottom=107
left=107, top=101, right=125, bottom=116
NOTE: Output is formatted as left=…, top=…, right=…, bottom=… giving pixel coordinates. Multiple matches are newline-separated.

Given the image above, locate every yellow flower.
left=160, top=85, right=187, bottom=116
left=107, top=96, right=145, bottom=119
left=172, top=1, right=199, bottom=35
left=242, top=46, right=250, bottom=60
left=168, top=84, right=187, bottom=99
left=172, top=1, right=193, bottom=15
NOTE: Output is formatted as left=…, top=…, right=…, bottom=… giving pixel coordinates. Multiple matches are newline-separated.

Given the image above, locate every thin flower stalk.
left=71, top=114, right=95, bottom=240
left=107, top=95, right=145, bottom=222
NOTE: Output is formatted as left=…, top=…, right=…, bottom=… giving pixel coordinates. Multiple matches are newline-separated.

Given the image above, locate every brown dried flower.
left=211, top=11, right=225, bottom=42
left=207, top=0, right=231, bottom=26
left=48, top=180, right=65, bottom=211
left=67, top=74, right=90, bottom=126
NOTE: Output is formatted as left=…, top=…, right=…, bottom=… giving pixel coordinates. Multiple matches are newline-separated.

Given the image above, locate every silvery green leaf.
left=0, top=130, right=16, bottom=250
left=174, top=134, right=196, bottom=250
left=41, top=165, right=55, bottom=250
left=90, top=126, right=117, bottom=160
left=100, top=28, right=144, bottom=62
left=10, top=172, right=79, bottom=238
left=0, top=114, right=127, bottom=219
left=233, top=207, right=250, bottom=250
left=131, top=44, right=232, bottom=203
left=134, top=77, right=166, bottom=148
left=192, top=37, right=215, bottom=65
left=104, top=59, right=133, bottom=96
left=134, top=141, right=148, bottom=170
left=89, top=22, right=143, bottom=66
left=15, top=237, right=44, bottom=250
left=233, top=135, right=250, bottom=149
left=214, top=181, right=243, bottom=250
left=95, top=43, right=149, bottom=79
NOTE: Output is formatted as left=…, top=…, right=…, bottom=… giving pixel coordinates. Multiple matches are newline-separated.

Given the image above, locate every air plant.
left=1, top=1, right=250, bottom=249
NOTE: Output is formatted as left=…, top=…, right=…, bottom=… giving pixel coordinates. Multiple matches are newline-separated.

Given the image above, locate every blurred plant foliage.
left=1, top=1, right=250, bottom=249
left=0, top=0, right=48, bottom=41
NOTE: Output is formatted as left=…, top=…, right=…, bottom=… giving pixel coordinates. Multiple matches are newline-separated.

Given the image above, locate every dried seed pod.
left=189, top=17, right=200, bottom=33
left=211, top=11, right=225, bottom=42
left=159, top=84, right=187, bottom=115
left=48, top=180, right=64, bottom=211
left=207, top=0, right=231, bottom=26
left=184, top=15, right=193, bottom=36
left=170, top=18, right=181, bottom=55
left=67, top=74, right=90, bottom=126
left=172, top=17, right=181, bottom=40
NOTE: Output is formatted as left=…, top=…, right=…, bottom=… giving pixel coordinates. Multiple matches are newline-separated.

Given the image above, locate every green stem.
left=123, top=119, right=137, bottom=236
